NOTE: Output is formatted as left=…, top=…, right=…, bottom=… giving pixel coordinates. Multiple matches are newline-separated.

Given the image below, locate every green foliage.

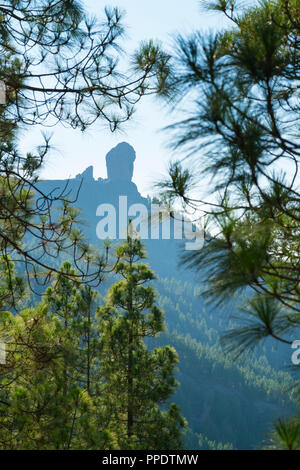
left=221, top=295, right=293, bottom=359
left=0, top=255, right=24, bottom=309
left=0, top=250, right=187, bottom=450
left=154, top=277, right=296, bottom=449
left=97, top=237, right=186, bottom=449
left=198, top=432, right=234, bottom=450
left=264, top=419, right=300, bottom=450
left=0, top=260, right=116, bottom=449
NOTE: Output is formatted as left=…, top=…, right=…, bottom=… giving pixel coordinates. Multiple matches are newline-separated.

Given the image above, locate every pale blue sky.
left=21, top=1, right=229, bottom=196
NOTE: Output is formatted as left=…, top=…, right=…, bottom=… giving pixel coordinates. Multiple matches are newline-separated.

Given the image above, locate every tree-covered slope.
left=146, top=277, right=296, bottom=450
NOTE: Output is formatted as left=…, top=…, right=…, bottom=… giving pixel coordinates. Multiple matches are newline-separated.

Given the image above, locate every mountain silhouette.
left=37, top=142, right=193, bottom=278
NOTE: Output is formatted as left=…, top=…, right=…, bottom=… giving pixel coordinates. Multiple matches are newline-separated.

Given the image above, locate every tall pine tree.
left=97, top=236, right=186, bottom=450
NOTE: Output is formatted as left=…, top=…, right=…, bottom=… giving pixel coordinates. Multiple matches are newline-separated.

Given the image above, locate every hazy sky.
left=21, top=1, right=229, bottom=196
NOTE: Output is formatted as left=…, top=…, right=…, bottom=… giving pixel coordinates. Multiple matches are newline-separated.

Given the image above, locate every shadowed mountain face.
left=39, top=141, right=147, bottom=230
left=38, top=142, right=192, bottom=278
left=72, top=141, right=145, bottom=205
left=105, top=142, right=136, bottom=182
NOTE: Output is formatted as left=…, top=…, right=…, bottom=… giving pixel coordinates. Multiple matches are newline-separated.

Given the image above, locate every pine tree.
left=75, top=285, right=99, bottom=395
left=0, top=260, right=116, bottom=450
left=43, top=261, right=110, bottom=449
left=97, top=236, right=186, bottom=450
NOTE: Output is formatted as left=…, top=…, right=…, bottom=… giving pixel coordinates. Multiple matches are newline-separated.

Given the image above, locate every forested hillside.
left=12, top=236, right=296, bottom=449
left=150, top=278, right=296, bottom=449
